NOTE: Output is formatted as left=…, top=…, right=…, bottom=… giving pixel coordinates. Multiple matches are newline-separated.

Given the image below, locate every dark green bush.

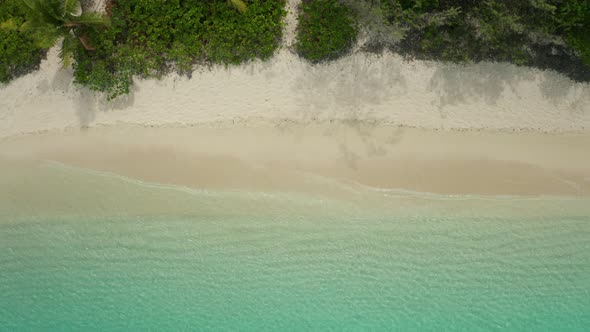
left=295, top=0, right=357, bottom=63
left=353, top=0, right=590, bottom=81
left=0, top=0, right=45, bottom=83
left=557, top=0, right=590, bottom=66
left=205, top=0, right=286, bottom=64
left=73, top=0, right=286, bottom=99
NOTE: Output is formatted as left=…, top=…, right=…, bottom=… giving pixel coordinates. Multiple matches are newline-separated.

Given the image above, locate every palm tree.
left=228, top=0, right=248, bottom=13
left=20, top=0, right=110, bottom=67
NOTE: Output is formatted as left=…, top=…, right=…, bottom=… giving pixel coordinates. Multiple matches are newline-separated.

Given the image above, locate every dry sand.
left=1, top=46, right=589, bottom=138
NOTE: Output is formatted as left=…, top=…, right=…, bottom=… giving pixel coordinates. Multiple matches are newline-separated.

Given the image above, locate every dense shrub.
left=401, top=0, right=589, bottom=81
left=0, top=0, right=45, bottom=83
left=318, top=0, right=590, bottom=81
left=558, top=0, right=590, bottom=66
left=74, top=0, right=286, bottom=99
left=295, top=0, right=357, bottom=63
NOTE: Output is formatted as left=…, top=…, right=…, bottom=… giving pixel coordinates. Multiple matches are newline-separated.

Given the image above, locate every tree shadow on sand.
left=293, top=53, right=407, bottom=121
left=538, top=70, right=590, bottom=119
left=335, top=120, right=405, bottom=170
left=73, top=86, right=136, bottom=129
left=429, top=61, right=590, bottom=120
left=47, top=58, right=136, bottom=129
left=428, top=62, right=534, bottom=108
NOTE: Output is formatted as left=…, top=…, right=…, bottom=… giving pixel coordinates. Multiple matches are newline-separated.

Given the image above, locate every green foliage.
left=295, top=0, right=357, bottom=63
left=205, top=0, right=286, bottom=64
left=567, top=33, right=590, bottom=65
left=19, top=0, right=110, bottom=66
left=557, top=0, right=590, bottom=65
left=350, top=0, right=590, bottom=81
left=0, top=0, right=44, bottom=83
left=228, top=0, right=248, bottom=13
left=73, top=0, right=286, bottom=100
left=384, top=0, right=537, bottom=63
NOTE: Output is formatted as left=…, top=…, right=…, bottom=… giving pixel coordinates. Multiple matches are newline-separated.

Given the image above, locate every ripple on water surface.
left=0, top=160, right=589, bottom=330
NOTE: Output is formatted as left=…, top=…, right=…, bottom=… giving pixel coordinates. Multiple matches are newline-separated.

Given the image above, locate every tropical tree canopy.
left=20, top=0, right=110, bottom=66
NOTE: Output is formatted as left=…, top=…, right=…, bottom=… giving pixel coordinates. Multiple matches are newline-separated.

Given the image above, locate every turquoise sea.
left=1, top=161, right=589, bottom=331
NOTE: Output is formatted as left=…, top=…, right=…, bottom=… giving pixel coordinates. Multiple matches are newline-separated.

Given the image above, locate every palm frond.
left=20, top=0, right=38, bottom=12
left=21, top=0, right=64, bottom=26
left=62, top=0, right=81, bottom=16
left=60, top=33, right=77, bottom=67
left=228, top=0, right=248, bottom=14
left=21, top=21, right=61, bottom=48
left=19, top=0, right=107, bottom=60
left=20, top=19, right=60, bottom=35
left=38, top=0, right=67, bottom=22
left=72, top=12, right=111, bottom=27
left=0, top=19, right=18, bottom=32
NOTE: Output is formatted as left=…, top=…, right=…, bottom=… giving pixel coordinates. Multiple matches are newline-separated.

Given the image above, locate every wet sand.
left=2, top=123, right=589, bottom=196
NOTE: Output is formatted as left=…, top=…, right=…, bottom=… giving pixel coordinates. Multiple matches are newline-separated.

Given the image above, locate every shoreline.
left=2, top=123, right=589, bottom=197
left=2, top=0, right=589, bottom=199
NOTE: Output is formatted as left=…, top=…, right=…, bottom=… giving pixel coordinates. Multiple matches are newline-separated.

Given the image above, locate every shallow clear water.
left=1, top=161, right=589, bottom=331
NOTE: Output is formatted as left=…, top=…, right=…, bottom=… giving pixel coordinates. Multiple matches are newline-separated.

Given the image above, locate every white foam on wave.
left=44, top=159, right=590, bottom=204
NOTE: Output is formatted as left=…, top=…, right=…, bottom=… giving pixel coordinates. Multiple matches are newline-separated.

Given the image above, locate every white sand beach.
left=1, top=0, right=589, bottom=197
left=4, top=3, right=590, bottom=332
left=1, top=46, right=589, bottom=138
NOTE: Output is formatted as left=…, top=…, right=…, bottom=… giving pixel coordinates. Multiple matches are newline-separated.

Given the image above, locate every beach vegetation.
left=73, top=0, right=286, bottom=99
left=295, top=0, right=357, bottom=63
left=307, top=0, right=590, bottom=82
left=19, top=0, right=110, bottom=67
left=2, top=0, right=588, bottom=90
left=0, top=0, right=45, bottom=83
left=557, top=0, right=590, bottom=66
left=228, top=0, right=248, bottom=13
